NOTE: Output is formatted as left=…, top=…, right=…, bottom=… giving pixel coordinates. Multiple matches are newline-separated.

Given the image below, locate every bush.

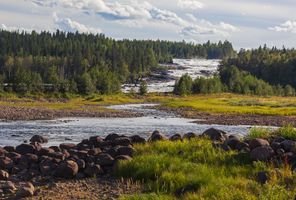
left=173, top=74, right=193, bottom=96
left=139, top=81, right=148, bottom=95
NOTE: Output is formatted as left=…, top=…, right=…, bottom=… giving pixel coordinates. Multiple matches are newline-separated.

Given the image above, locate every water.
left=122, top=59, right=220, bottom=93
left=0, top=104, right=254, bottom=147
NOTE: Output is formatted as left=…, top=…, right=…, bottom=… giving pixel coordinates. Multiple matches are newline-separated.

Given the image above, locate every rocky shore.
left=0, top=106, right=141, bottom=121
left=1, top=128, right=296, bottom=199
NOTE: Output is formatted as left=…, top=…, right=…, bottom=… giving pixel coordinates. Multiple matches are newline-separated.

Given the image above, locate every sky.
left=0, top=0, right=296, bottom=49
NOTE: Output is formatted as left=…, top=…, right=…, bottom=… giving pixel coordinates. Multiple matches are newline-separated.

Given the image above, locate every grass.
left=247, top=124, right=296, bottom=140
left=116, top=138, right=296, bottom=200
left=159, top=93, right=296, bottom=116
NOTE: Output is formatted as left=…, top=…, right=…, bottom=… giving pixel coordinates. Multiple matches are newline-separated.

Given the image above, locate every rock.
left=280, top=140, right=296, bottom=153
left=48, top=152, right=65, bottom=160
left=38, top=147, right=55, bottom=156
left=170, top=134, right=182, bottom=141
left=235, top=142, right=249, bottom=151
left=89, top=136, right=103, bottom=145
left=115, top=155, right=132, bottom=161
left=96, top=153, right=114, bottom=167
left=88, top=148, right=102, bottom=156
left=129, top=135, right=146, bottom=144
left=113, top=137, right=132, bottom=146
left=3, top=146, right=15, bottom=152
left=250, top=146, right=274, bottom=161
left=202, top=128, right=228, bottom=142
left=148, top=130, right=168, bottom=142
left=15, top=182, right=35, bottom=199
left=0, top=147, right=7, bottom=156
left=30, top=135, right=48, bottom=144
left=271, top=142, right=281, bottom=151
left=256, top=171, right=269, bottom=184
left=60, top=143, right=76, bottom=150
left=0, top=181, right=16, bottom=191
left=76, top=159, right=86, bottom=171
left=0, top=156, right=13, bottom=170
left=225, top=137, right=241, bottom=150
left=49, top=146, right=61, bottom=152
left=117, top=146, right=134, bottom=157
left=273, top=137, right=286, bottom=143
left=16, top=144, right=36, bottom=155
left=183, top=132, right=197, bottom=140
left=54, top=160, right=79, bottom=179
left=84, top=165, right=103, bottom=177
left=105, top=133, right=121, bottom=141
left=6, top=152, right=21, bottom=163
left=0, top=170, right=9, bottom=180
left=249, top=138, right=270, bottom=150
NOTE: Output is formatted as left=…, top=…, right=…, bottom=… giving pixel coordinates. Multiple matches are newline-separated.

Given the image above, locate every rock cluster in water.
left=1, top=128, right=296, bottom=199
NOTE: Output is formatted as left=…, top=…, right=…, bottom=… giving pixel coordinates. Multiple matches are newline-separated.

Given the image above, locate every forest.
left=0, top=30, right=235, bottom=95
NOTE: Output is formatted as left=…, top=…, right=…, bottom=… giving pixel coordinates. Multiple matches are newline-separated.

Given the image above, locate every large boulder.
left=113, top=137, right=132, bottom=146
left=250, top=146, right=274, bottom=161
left=0, top=170, right=9, bottom=180
left=280, top=140, right=296, bottom=153
left=129, top=135, right=146, bottom=144
left=225, top=136, right=241, bottom=150
left=183, top=132, right=197, bottom=140
left=170, top=134, right=182, bottom=141
left=148, top=130, right=168, bottom=142
left=54, top=160, right=79, bottom=179
left=202, top=128, right=228, bottom=142
left=105, top=133, right=121, bottom=141
left=30, top=135, right=48, bottom=144
left=249, top=138, right=270, bottom=150
left=16, top=144, right=36, bottom=155
left=15, top=182, right=35, bottom=199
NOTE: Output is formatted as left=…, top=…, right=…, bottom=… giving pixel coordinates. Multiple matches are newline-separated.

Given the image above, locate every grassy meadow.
left=116, top=138, right=296, bottom=200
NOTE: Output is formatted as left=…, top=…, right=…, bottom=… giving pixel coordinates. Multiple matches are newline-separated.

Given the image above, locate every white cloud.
left=220, top=22, right=240, bottom=32
left=177, top=0, right=204, bottom=10
left=53, top=13, right=102, bottom=34
left=269, top=20, right=296, bottom=33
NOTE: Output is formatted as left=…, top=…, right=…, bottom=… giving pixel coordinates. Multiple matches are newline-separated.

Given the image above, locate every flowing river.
left=0, top=104, right=253, bottom=146
left=0, top=59, right=257, bottom=146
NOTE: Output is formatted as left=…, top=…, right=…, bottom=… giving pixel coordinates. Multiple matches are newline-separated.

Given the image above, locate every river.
left=0, top=103, right=254, bottom=146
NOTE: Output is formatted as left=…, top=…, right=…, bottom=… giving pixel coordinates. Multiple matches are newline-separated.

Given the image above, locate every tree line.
left=0, top=30, right=236, bottom=95
left=174, top=66, right=295, bottom=96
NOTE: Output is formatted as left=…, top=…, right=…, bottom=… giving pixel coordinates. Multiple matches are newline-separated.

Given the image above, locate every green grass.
left=116, top=138, right=296, bottom=200
left=159, top=93, right=296, bottom=116
left=246, top=125, right=296, bottom=140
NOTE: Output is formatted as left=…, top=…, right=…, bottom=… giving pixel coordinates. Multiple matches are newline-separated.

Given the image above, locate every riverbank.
left=1, top=127, right=296, bottom=199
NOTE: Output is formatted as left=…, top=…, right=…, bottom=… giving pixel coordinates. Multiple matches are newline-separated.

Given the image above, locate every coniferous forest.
left=0, top=30, right=235, bottom=95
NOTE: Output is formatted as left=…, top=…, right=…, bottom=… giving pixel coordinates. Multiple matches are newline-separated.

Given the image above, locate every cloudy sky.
left=1, top=0, right=296, bottom=49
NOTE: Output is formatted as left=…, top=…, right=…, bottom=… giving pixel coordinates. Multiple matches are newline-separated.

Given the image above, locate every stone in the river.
left=88, top=148, right=102, bottom=156
left=3, top=146, right=15, bottom=153
left=183, top=132, right=197, bottom=140
left=0, top=147, right=6, bottom=156
left=202, top=128, right=228, bottom=142
left=16, top=144, right=36, bottom=155
left=129, top=135, right=146, bottom=144
left=54, top=160, right=79, bottom=179
left=250, top=146, right=274, bottom=161
left=96, top=153, right=115, bottom=167
left=249, top=138, right=270, bottom=150
left=170, top=134, right=182, bottom=141
left=89, top=136, right=103, bottom=145
left=0, top=170, right=9, bottom=180
left=15, top=182, right=35, bottom=199
left=0, top=181, right=16, bottom=192
left=38, top=147, right=55, bottom=156
left=113, top=137, right=132, bottom=146
left=30, top=135, right=48, bottom=144
left=148, top=130, right=168, bottom=142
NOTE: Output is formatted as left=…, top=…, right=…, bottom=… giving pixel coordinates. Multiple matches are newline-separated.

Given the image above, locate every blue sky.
left=1, top=0, right=296, bottom=49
